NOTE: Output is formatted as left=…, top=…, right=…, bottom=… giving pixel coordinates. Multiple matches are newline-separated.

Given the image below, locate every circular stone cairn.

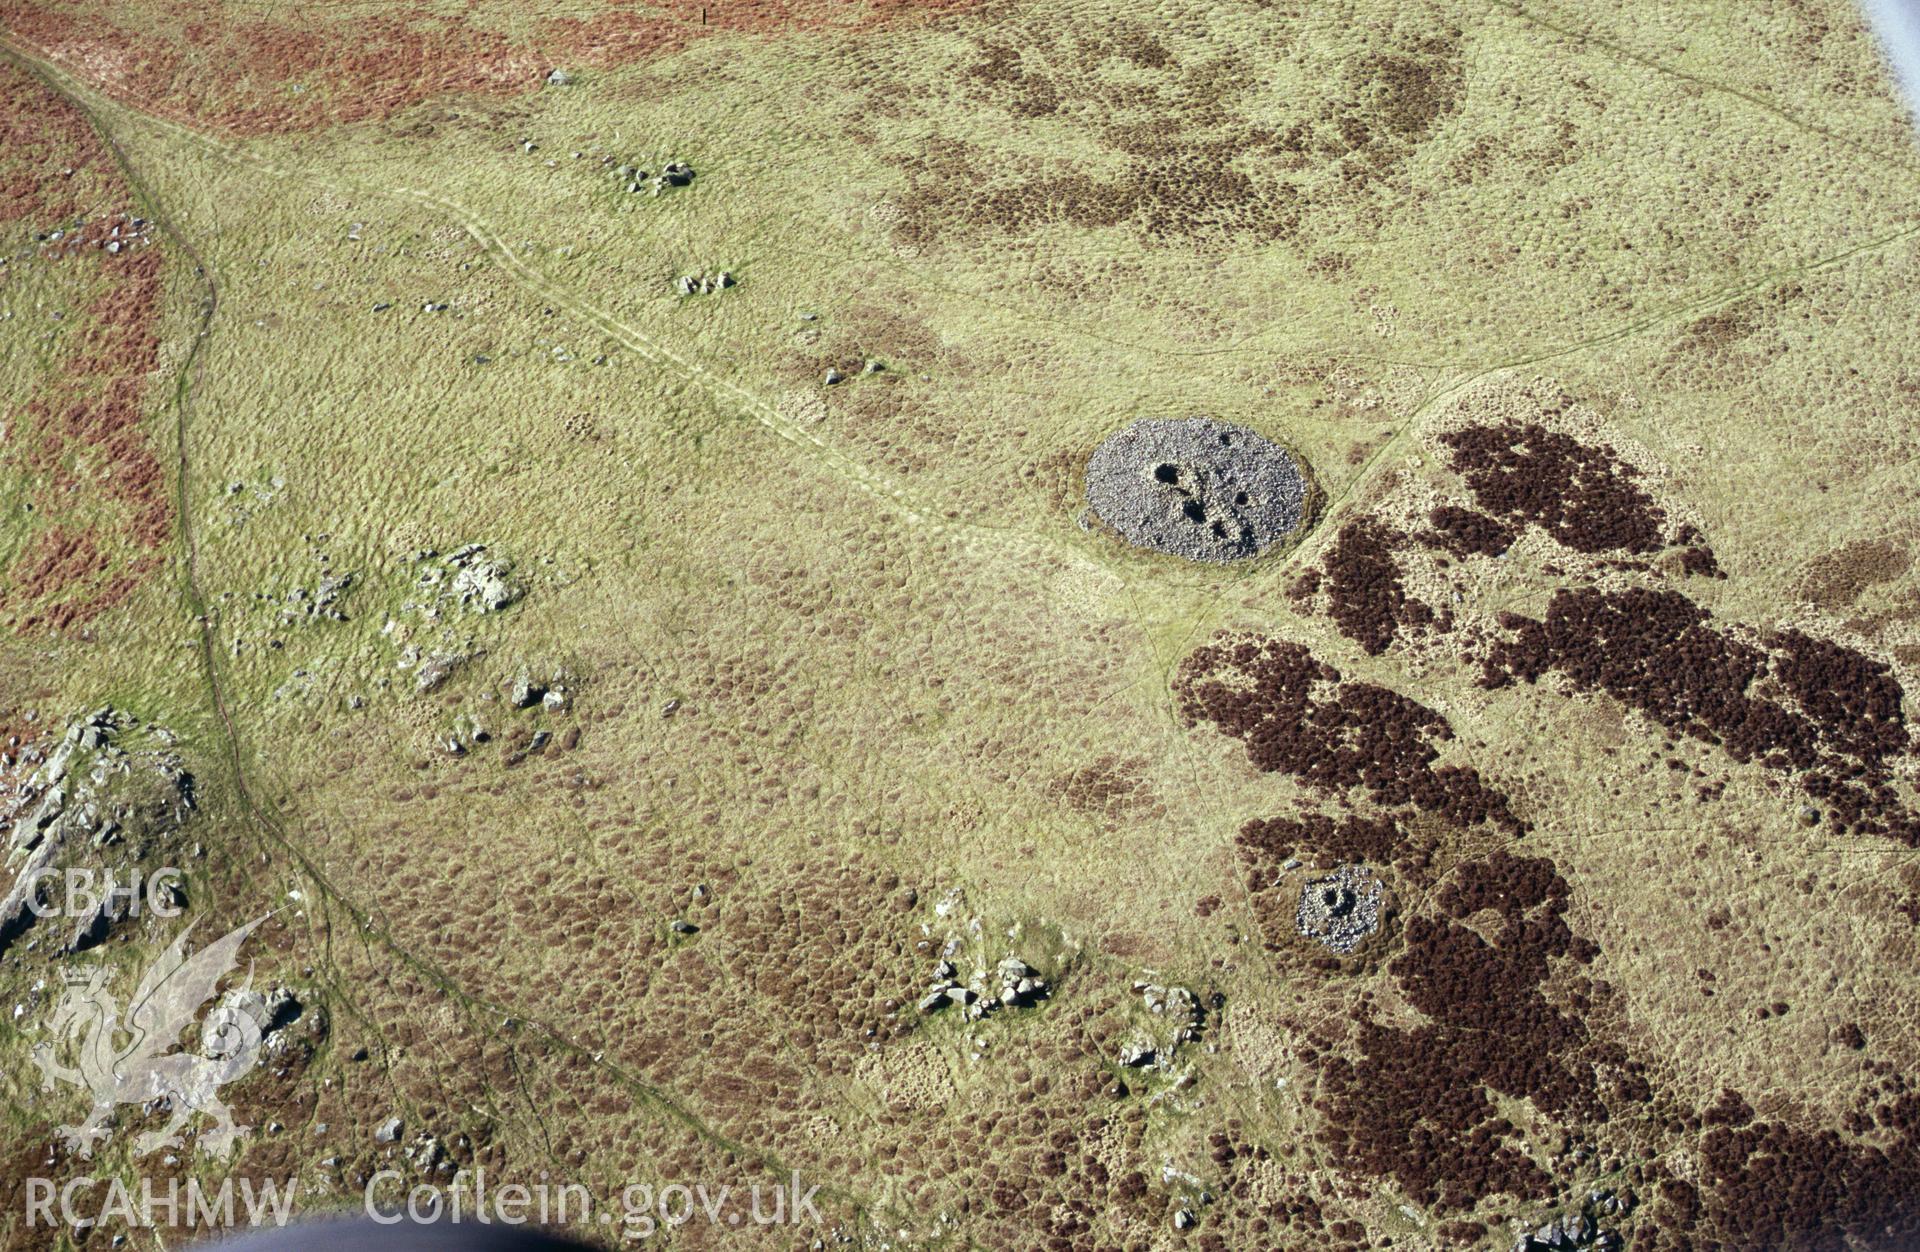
left=1295, top=865, right=1384, bottom=954
left=1086, top=417, right=1306, bottom=562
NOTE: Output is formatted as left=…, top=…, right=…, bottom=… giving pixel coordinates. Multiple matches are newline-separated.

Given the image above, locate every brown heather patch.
left=1416, top=503, right=1516, bottom=559
left=1049, top=753, right=1159, bottom=826
left=7, top=525, right=108, bottom=602
left=2, top=0, right=991, bottom=138
left=1306, top=517, right=1443, bottom=656
left=1482, top=586, right=1919, bottom=844
left=888, top=21, right=1462, bottom=250
left=1644, top=1085, right=1920, bottom=1250
left=1, top=69, right=172, bottom=632
left=0, top=57, right=102, bottom=225
left=3, top=3, right=544, bottom=135
left=1438, top=422, right=1711, bottom=566
left=0, top=1137, right=80, bottom=1247
left=1264, top=399, right=1920, bottom=1250
left=1797, top=536, right=1912, bottom=611
left=1312, top=850, right=1634, bottom=1214
left=1175, top=632, right=1522, bottom=834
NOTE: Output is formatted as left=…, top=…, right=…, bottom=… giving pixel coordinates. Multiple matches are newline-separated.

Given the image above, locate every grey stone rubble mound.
left=1086, top=417, right=1306, bottom=562
left=1295, top=864, right=1383, bottom=954
left=270, top=570, right=355, bottom=625
left=414, top=652, right=465, bottom=694
left=1115, top=979, right=1208, bottom=1072
left=1134, top=980, right=1202, bottom=1042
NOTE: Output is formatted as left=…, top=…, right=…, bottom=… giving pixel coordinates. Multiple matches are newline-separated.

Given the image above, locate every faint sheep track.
left=10, top=23, right=1920, bottom=1232
left=1, top=40, right=899, bottom=1233
left=1492, top=0, right=1920, bottom=181
left=0, top=35, right=1081, bottom=569
left=14, top=32, right=1920, bottom=600
left=16, top=24, right=1920, bottom=812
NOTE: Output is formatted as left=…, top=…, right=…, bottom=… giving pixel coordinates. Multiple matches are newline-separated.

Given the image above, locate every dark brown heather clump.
left=1176, top=634, right=1521, bottom=834
left=1319, top=519, right=1440, bottom=655
left=1439, top=422, right=1713, bottom=565
left=1417, top=504, right=1517, bottom=558
left=1481, top=587, right=1918, bottom=843
left=1664, top=1113, right=1920, bottom=1250
left=1240, top=812, right=1410, bottom=867
left=1314, top=851, right=1630, bottom=1211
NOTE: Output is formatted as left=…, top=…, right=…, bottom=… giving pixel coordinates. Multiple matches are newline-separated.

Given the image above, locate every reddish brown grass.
left=0, top=66, right=172, bottom=631
left=2, top=0, right=992, bottom=137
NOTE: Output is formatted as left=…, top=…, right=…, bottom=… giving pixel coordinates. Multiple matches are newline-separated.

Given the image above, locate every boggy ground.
left=1, top=1, right=1919, bottom=1249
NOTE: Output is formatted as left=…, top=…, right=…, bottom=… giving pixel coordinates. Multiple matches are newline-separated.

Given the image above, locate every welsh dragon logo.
left=31, top=916, right=271, bottom=1159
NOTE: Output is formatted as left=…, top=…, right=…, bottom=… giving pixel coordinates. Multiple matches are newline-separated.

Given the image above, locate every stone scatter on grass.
left=1085, top=417, right=1306, bottom=562
left=442, top=544, right=519, bottom=612
left=676, top=270, right=733, bottom=296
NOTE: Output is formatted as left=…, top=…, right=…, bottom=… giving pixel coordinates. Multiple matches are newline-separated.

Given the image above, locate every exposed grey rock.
left=374, top=1117, right=404, bottom=1144
left=261, top=987, right=304, bottom=1034
left=64, top=890, right=126, bottom=954
left=1119, top=1040, right=1156, bottom=1067
left=415, top=653, right=461, bottom=693
left=1514, top=1202, right=1617, bottom=1252
left=545, top=68, right=572, bottom=86
left=996, top=956, right=1048, bottom=1007
left=448, top=548, right=519, bottom=612
left=1295, top=864, right=1383, bottom=954
left=2, top=708, right=194, bottom=954
left=1139, top=983, right=1199, bottom=1025
left=1085, top=417, right=1307, bottom=562
left=509, top=676, right=545, bottom=708
left=824, top=368, right=844, bottom=386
